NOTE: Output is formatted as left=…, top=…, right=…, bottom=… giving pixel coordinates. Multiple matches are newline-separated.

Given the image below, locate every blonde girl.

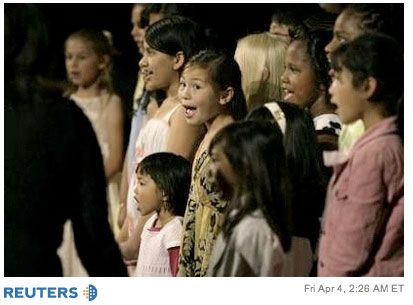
left=58, top=29, right=124, bottom=276
left=235, top=33, right=287, bottom=111
left=64, top=29, right=124, bottom=182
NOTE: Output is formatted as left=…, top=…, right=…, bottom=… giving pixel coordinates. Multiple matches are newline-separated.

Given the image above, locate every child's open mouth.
left=283, top=88, right=294, bottom=101
left=183, top=105, right=197, bottom=118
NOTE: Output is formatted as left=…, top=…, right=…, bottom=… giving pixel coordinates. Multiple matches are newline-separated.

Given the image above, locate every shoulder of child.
left=105, top=94, right=123, bottom=119
left=107, top=93, right=122, bottom=107
left=233, top=212, right=277, bottom=248
left=163, top=216, right=183, bottom=249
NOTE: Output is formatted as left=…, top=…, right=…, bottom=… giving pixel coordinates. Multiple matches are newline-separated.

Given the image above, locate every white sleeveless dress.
left=57, top=92, right=122, bottom=276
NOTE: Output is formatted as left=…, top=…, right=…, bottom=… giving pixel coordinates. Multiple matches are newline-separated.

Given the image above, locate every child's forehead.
left=137, top=168, right=151, bottom=178
left=330, top=57, right=346, bottom=73
left=183, top=65, right=210, bottom=78
left=288, top=40, right=309, bottom=57
left=66, top=37, right=92, bottom=49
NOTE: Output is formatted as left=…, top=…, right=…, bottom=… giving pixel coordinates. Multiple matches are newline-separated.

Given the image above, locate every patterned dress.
left=178, top=149, right=229, bottom=277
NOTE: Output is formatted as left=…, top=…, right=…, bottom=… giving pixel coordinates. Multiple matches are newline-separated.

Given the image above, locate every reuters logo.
left=82, top=285, right=97, bottom=301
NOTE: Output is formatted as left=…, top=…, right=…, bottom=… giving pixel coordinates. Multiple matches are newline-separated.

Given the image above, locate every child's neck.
left=165, top=76, right=180, bottom=100
left=155, top=210, right=176, bottom=228
left=361, top=104, right=389, bottom=130
left=200, top=112, right=234, bottom=152
left=75, top=81, right=101, bottom=98
left=309, top=93, right=336, bottom=118
left=206, top=111, right=233, bottom=133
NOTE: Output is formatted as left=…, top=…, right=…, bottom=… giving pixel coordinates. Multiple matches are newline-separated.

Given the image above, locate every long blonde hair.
left=235, top=33, right=287, bottom=110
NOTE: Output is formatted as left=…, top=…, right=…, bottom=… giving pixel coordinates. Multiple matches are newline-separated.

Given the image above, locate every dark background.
left=34, top=3, right=324, bottom=142
left=36, top=3, right=323, bottom=81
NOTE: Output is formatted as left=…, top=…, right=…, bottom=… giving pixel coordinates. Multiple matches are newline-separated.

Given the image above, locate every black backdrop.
left=36, top=3, right=323, bottom=81
left=35, top=3, right=323, bottom=142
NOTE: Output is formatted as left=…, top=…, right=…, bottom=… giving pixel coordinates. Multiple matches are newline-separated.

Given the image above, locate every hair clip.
left=264, top=102, right=286, bottom=135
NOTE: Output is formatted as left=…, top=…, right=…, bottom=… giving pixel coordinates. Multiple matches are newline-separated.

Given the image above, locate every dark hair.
left=145, top=16, right=206, bottom=71
left=185, top=49, right=247, bottom=121
left=248, top=102, right=325, bottom=189
left=209, top=120, right=292, bottom=251
left=5, top=4, right=50, bottom=102
left=397, top=95, right=403, bottom=143
left=271, top=4, right=325, bottom=29
left=65, top=29, right=114, bottom=95
left=290, top=14, right=334, bottom=100
left=138, top=152, right=191, bottom=217
left=271, top=5, right=301, bottom=28
left=345, top=4, right=403, bottom=46
left=330, top=33, right=403, bottom=115
left=139, top=3, right=182, bottom=28
left=247, top=102, right=326, bottom=248
left=134, top=89, right=166, bottom=117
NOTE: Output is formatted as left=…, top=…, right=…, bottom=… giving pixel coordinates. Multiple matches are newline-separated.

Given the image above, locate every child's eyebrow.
left=136, top=172, right=146, bottom=180
left=189, top=77, right=207, bottom=83
left=334, top=30, right=348, bottom=39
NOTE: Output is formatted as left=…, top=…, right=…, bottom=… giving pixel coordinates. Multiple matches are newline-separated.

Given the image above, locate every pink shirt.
left=148, top=226, right=179, bottom=277
left=318, top=116, right=403, bottom=276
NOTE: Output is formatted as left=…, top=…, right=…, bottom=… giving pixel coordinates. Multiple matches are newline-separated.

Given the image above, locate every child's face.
left=139, top=40, right=176, bottom=92
left=282, top=40, right=319, bottom=109
left=179, top=66, right=224, bottom=126
left=210, top=143, right=237, bottom=200
left=329, top=66, right=366, bottom=124
left=65, top=38, right=105, bottom=88
left=325, top=10, right=364, bottom=59
left=130, top=5, right=146, bottom=55
left=134, top=171, right=162, bottom=216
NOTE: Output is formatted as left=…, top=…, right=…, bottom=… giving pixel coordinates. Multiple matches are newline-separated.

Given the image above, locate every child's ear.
left=98, top=55, right=110, bottom=70
left=173, top=51, right=185, bottom=71
left=362, top=76, right=378, bottom=100
left=161, top=191, right=168, bottom=204
left=318, top=82, right=327, bottom=93
left=219, top=87, right=234, bottom=105
left=161, top=191, right=170, bottom=211
left=261, top=67, right=270, bottom=82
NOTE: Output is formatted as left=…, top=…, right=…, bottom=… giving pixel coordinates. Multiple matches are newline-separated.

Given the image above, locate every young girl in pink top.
left=318, top=33, right=403, bottom=276
left=133, top=152, right=191, bottom=276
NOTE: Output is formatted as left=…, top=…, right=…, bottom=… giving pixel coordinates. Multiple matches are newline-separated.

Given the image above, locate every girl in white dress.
left=58, top=29, right=124, bottom=276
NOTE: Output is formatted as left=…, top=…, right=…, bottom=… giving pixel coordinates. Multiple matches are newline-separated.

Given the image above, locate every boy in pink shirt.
left=318, top=33, right=403, bottom=276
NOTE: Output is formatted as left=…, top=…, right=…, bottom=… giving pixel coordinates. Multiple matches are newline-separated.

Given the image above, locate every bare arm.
left=119, top=213, right=153, bottom=261
left=117, top=155, right=129, bottom=228
left=166, top=105, right=205, bottom=162
left=104, top=94, right=124, bottom=180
